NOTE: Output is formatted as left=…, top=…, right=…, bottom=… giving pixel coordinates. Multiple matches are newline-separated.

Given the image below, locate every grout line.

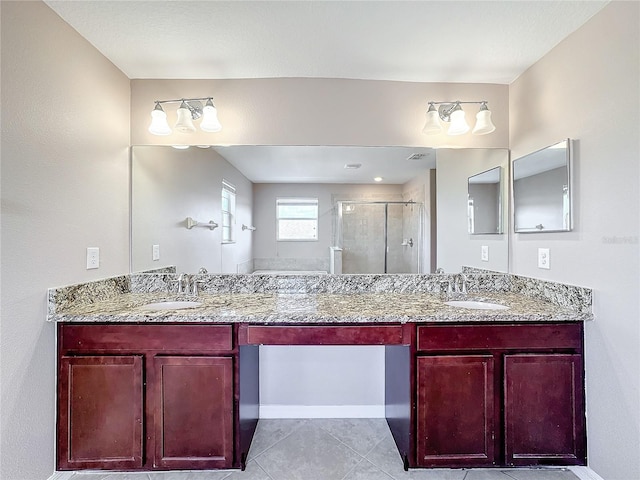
left=248, top=418, right=309, bottom=460
left=338, top=457, right=366, bottom=480
left=252, top=456, right=278, bottom=480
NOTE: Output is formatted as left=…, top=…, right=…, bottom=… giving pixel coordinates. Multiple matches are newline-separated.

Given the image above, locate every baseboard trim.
left=259, top=404, right=385, bottom=418
left=569, top=466, right=606, bottom=480
left=47, top=472, right=74, bottom=480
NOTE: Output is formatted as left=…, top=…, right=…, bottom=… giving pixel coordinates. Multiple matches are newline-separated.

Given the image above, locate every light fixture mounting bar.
left=153, top=97, right=214, bottom=105
left=427, top=101, right=489, bottom=122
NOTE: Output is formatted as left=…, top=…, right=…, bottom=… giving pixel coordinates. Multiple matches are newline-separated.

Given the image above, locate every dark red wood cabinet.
left=153, top=356, right=233, bottom=469
left=58, top=355, right=144, bottom=470
left=417, top=355, right=496, bottom=466
left=57, top=324, right=256, bottom=472
left=414, top=323, right=586, bottom=468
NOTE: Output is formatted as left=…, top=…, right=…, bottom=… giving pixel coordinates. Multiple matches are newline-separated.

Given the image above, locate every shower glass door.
left=337, top=201, right=422, bottom=274
left=340, top=203, right=386, bottom=273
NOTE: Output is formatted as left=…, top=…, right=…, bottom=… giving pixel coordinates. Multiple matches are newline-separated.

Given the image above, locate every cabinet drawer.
left=239, top=324, right=408, bottom=345
left=60, top=324, right=233, bottom=352
left=417, top=323, right=582, bottom=352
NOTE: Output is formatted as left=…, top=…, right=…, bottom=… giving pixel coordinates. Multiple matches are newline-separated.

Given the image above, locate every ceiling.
left=45, top=0, right=607, bottom=183
left=46, top=1, right=607, bottom=83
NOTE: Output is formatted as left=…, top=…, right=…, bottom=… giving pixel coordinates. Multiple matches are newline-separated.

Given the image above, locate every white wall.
left=509, top=3, right=639, bottom=479
left=0, top=2, right=131, bottom=480
left=436, top=149, right=510, bottom=273
left=132, top=146, right=253, bottom=273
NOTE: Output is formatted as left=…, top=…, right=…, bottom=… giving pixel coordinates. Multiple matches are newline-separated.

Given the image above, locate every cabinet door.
left=416, top=355, right=496, bottom=467
left=504, top=354, right=586, bottom=465
left=58, top=355, right=143, bottom=470
left=153, top=356, right=234, bottom=469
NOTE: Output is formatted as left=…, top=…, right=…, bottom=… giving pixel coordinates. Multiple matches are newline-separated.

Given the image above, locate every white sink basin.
left=445, top=300, right=510, bottom=310
left=141, top=301, right=203, bottom=311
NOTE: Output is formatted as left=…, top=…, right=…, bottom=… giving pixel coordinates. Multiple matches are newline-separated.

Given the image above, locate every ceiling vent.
left=344, top=163, right=362, bottom=169
left=406, top=153, right=427, bottom=161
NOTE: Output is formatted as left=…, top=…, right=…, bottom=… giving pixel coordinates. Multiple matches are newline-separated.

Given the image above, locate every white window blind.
left=276, top=198, right=318, bottom=241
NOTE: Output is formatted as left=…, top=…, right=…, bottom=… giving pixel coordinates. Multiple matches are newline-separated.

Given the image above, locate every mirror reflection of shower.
left=335, top=201, right=423, bottom=274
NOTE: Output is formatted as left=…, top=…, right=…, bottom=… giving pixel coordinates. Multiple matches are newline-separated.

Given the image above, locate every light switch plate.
left=86, top=247, right=99, bottom=269
left=152, top=244, right=160, bottom=261
left=481, top=245, right=489, bottom=262
left=538, top=248, right=550, bottom=269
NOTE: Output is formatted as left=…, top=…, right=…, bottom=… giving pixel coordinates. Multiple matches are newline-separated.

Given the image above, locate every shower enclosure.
left=335, top=201, right=423, bottom=274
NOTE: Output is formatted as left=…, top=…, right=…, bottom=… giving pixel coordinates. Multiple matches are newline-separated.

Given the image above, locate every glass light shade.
left=200, top=103, right=222, bottom=132
left=422, top=110, right=442, bottom=135
left=472, top=109, right=496, bottom=135
left=447, top=109, right=470, bottom=135
left=174, top=104, right=196, bottom=133
left=148, top=108, right=171, bottom=136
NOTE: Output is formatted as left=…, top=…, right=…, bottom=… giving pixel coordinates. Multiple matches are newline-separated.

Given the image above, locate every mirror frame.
left=512, top=139, right=573, bottom=234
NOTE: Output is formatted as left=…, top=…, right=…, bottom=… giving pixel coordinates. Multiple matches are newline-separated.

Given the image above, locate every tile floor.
left=69, top=419, right=580, bottom=480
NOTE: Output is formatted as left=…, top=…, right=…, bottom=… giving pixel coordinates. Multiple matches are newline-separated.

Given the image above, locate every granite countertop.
left=49, top=291, right=592, bottom=324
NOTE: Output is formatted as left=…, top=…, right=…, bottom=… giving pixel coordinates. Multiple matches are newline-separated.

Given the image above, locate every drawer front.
left=60, top=324, right=233, bottom=353
left=239, top=324, right=407, bottom=345
left=417, top=323, right=582, bottom=352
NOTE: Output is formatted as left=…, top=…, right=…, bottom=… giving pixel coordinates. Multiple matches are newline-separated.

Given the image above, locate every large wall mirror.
left=131, top=146, right=510, bottom=274
left=513, top=139, right=572, bottom=233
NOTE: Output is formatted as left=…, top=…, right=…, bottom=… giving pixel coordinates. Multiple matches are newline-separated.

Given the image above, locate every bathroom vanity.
left=50, top=273, right=591, bottom=472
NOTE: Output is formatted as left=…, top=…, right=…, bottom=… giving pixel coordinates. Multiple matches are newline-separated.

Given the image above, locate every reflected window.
left=222, top=180, right=236, bottom=243
left=277, top=198, right=318, bottom=241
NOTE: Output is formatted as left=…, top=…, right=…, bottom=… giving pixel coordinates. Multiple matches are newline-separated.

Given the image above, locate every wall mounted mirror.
left=513, top=139, right=572, bottom=233
left=131, top=146, right=509, bottom=274
left=468, top=166, right=503, bottom=234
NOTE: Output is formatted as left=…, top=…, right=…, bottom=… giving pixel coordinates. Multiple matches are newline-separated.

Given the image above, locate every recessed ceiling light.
left=374, top=176, right=383, bottom=182
left=196, top=145, right=211, bottom=149
left=172, top=145, right=190, bottom=150
left=344, top=163, right=362, bottom=169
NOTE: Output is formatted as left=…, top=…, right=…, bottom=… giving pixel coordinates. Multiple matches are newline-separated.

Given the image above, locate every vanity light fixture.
left=148, top=97, right=222, bottom=136
left=422, top=101, right=495, bottom=136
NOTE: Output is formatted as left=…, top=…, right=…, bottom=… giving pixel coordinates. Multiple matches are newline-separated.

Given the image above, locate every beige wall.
left=132, top=146, right=253, bottom=273
left=509, top=2, right=639, bottom=478
left=131, top=78, right=509, bottom=149
left=0, top=2, right=131, bottom=479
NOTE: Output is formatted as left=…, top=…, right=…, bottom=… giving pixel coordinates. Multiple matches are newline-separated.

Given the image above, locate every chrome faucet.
left=176, top=273, right=189, bottom=294
left=174, top=273, right=205, bottom=296
left=454, top=273, right=467, bottom=295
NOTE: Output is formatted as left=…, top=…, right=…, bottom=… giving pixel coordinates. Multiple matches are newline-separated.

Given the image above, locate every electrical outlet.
left=152, top=244, right=160, bottom=261
left=481, top=245, right=489, bottom=262
left=86, top=247, right=100, bottom=269
left=538, top=248, right=550, bottom=269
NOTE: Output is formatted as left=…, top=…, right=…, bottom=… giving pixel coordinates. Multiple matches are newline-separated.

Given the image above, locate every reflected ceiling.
left=212, top=145, right=436, bottom=184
